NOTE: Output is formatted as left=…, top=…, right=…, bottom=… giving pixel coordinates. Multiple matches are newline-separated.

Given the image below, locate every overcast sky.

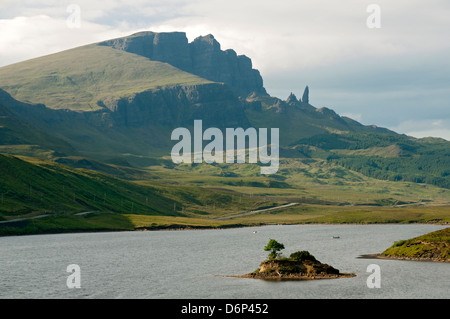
left=1, top=0, right=449, bottom=140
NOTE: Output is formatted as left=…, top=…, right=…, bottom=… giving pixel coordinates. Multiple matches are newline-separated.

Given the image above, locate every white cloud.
left=0, top=15, right=129, bottom=67
left=392, top=119, right=450, bottom=141
left=406, top=129, right=450, bottom=141
left=0, top=0, right=449, bottom=140
left=140, top=0, right=450, bottom=74
left=1, top=1, right=449, bottom=71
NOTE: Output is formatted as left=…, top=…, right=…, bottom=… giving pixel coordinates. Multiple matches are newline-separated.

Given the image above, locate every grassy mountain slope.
left=0, top=44, right=212, bottom=111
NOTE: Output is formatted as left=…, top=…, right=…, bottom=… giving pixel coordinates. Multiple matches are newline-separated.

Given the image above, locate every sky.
left=0, top=0, right=449, bottom=140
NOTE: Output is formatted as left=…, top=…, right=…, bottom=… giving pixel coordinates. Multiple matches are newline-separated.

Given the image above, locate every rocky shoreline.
left=236, top=256, right=356, bottom=281
left=358, top=253, right=450, bottom=263
left=235, top=272, right=356, bottom=281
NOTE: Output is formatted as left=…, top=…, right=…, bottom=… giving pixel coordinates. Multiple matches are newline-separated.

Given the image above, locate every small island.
left=237, top=239, right=356, bottom=281
left=360, top=227, right=450, bottom=263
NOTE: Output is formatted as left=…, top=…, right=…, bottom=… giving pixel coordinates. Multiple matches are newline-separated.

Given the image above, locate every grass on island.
left=381, top=227, right=450, bottom=261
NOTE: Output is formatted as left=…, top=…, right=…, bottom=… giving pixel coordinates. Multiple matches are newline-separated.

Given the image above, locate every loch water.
left=0, top=224, right=448, bottom=299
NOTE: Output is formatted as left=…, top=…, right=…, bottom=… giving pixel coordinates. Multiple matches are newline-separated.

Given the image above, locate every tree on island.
left=289, top=250, right=317, bottom=262
left=264, top=239, right=285, bottom=259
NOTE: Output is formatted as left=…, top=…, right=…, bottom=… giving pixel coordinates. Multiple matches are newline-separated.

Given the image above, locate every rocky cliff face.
left=1, top=82, right=249, bottom=130
left=100, top=32, right=191, bottom=72
left=189, top=35, right=266, bottom=97
left=99, top=31, right=267, bottom=97
left=102, top=83, right=250, bottom=129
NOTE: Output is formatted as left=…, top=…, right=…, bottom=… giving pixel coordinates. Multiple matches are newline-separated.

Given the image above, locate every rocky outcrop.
left=286, top=92, right=300, bottom=105
left=259, top=259, right=339, bottom=275
left=237, top=252, right=355, bottom=281
left=99, top=31, right=267, bottom=97
left=302, top=86, right=310, bottom=105
left=189, top=35, right=266, bottom=97
left=262, top=88, right=318, bottom=114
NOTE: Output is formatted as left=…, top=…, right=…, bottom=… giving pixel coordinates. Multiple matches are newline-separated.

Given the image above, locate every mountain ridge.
left=99, top=31, right=267, bottom=97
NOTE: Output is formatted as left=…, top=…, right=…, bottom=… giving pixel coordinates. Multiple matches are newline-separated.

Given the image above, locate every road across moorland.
left=213, top=202, right=298, bottom=220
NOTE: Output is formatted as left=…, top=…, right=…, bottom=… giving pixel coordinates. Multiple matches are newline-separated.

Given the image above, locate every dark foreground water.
left=0, top=224, right=448, bottom=299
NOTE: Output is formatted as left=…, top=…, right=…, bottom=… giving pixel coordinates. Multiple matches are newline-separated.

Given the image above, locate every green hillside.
left=0, top=153, right=176, bottom=217
left=0, top=153, right=277, bottom=236
left=381, top=227, right=450, bottom=261
left=0, top=44, right=212, bottom=111
left=1, top=152, right=449, bottom=236
left=292, top=132, right=450, bottom=189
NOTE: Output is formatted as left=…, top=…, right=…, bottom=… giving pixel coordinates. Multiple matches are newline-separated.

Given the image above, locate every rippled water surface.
left=1, top=224, right=449, bottom=298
